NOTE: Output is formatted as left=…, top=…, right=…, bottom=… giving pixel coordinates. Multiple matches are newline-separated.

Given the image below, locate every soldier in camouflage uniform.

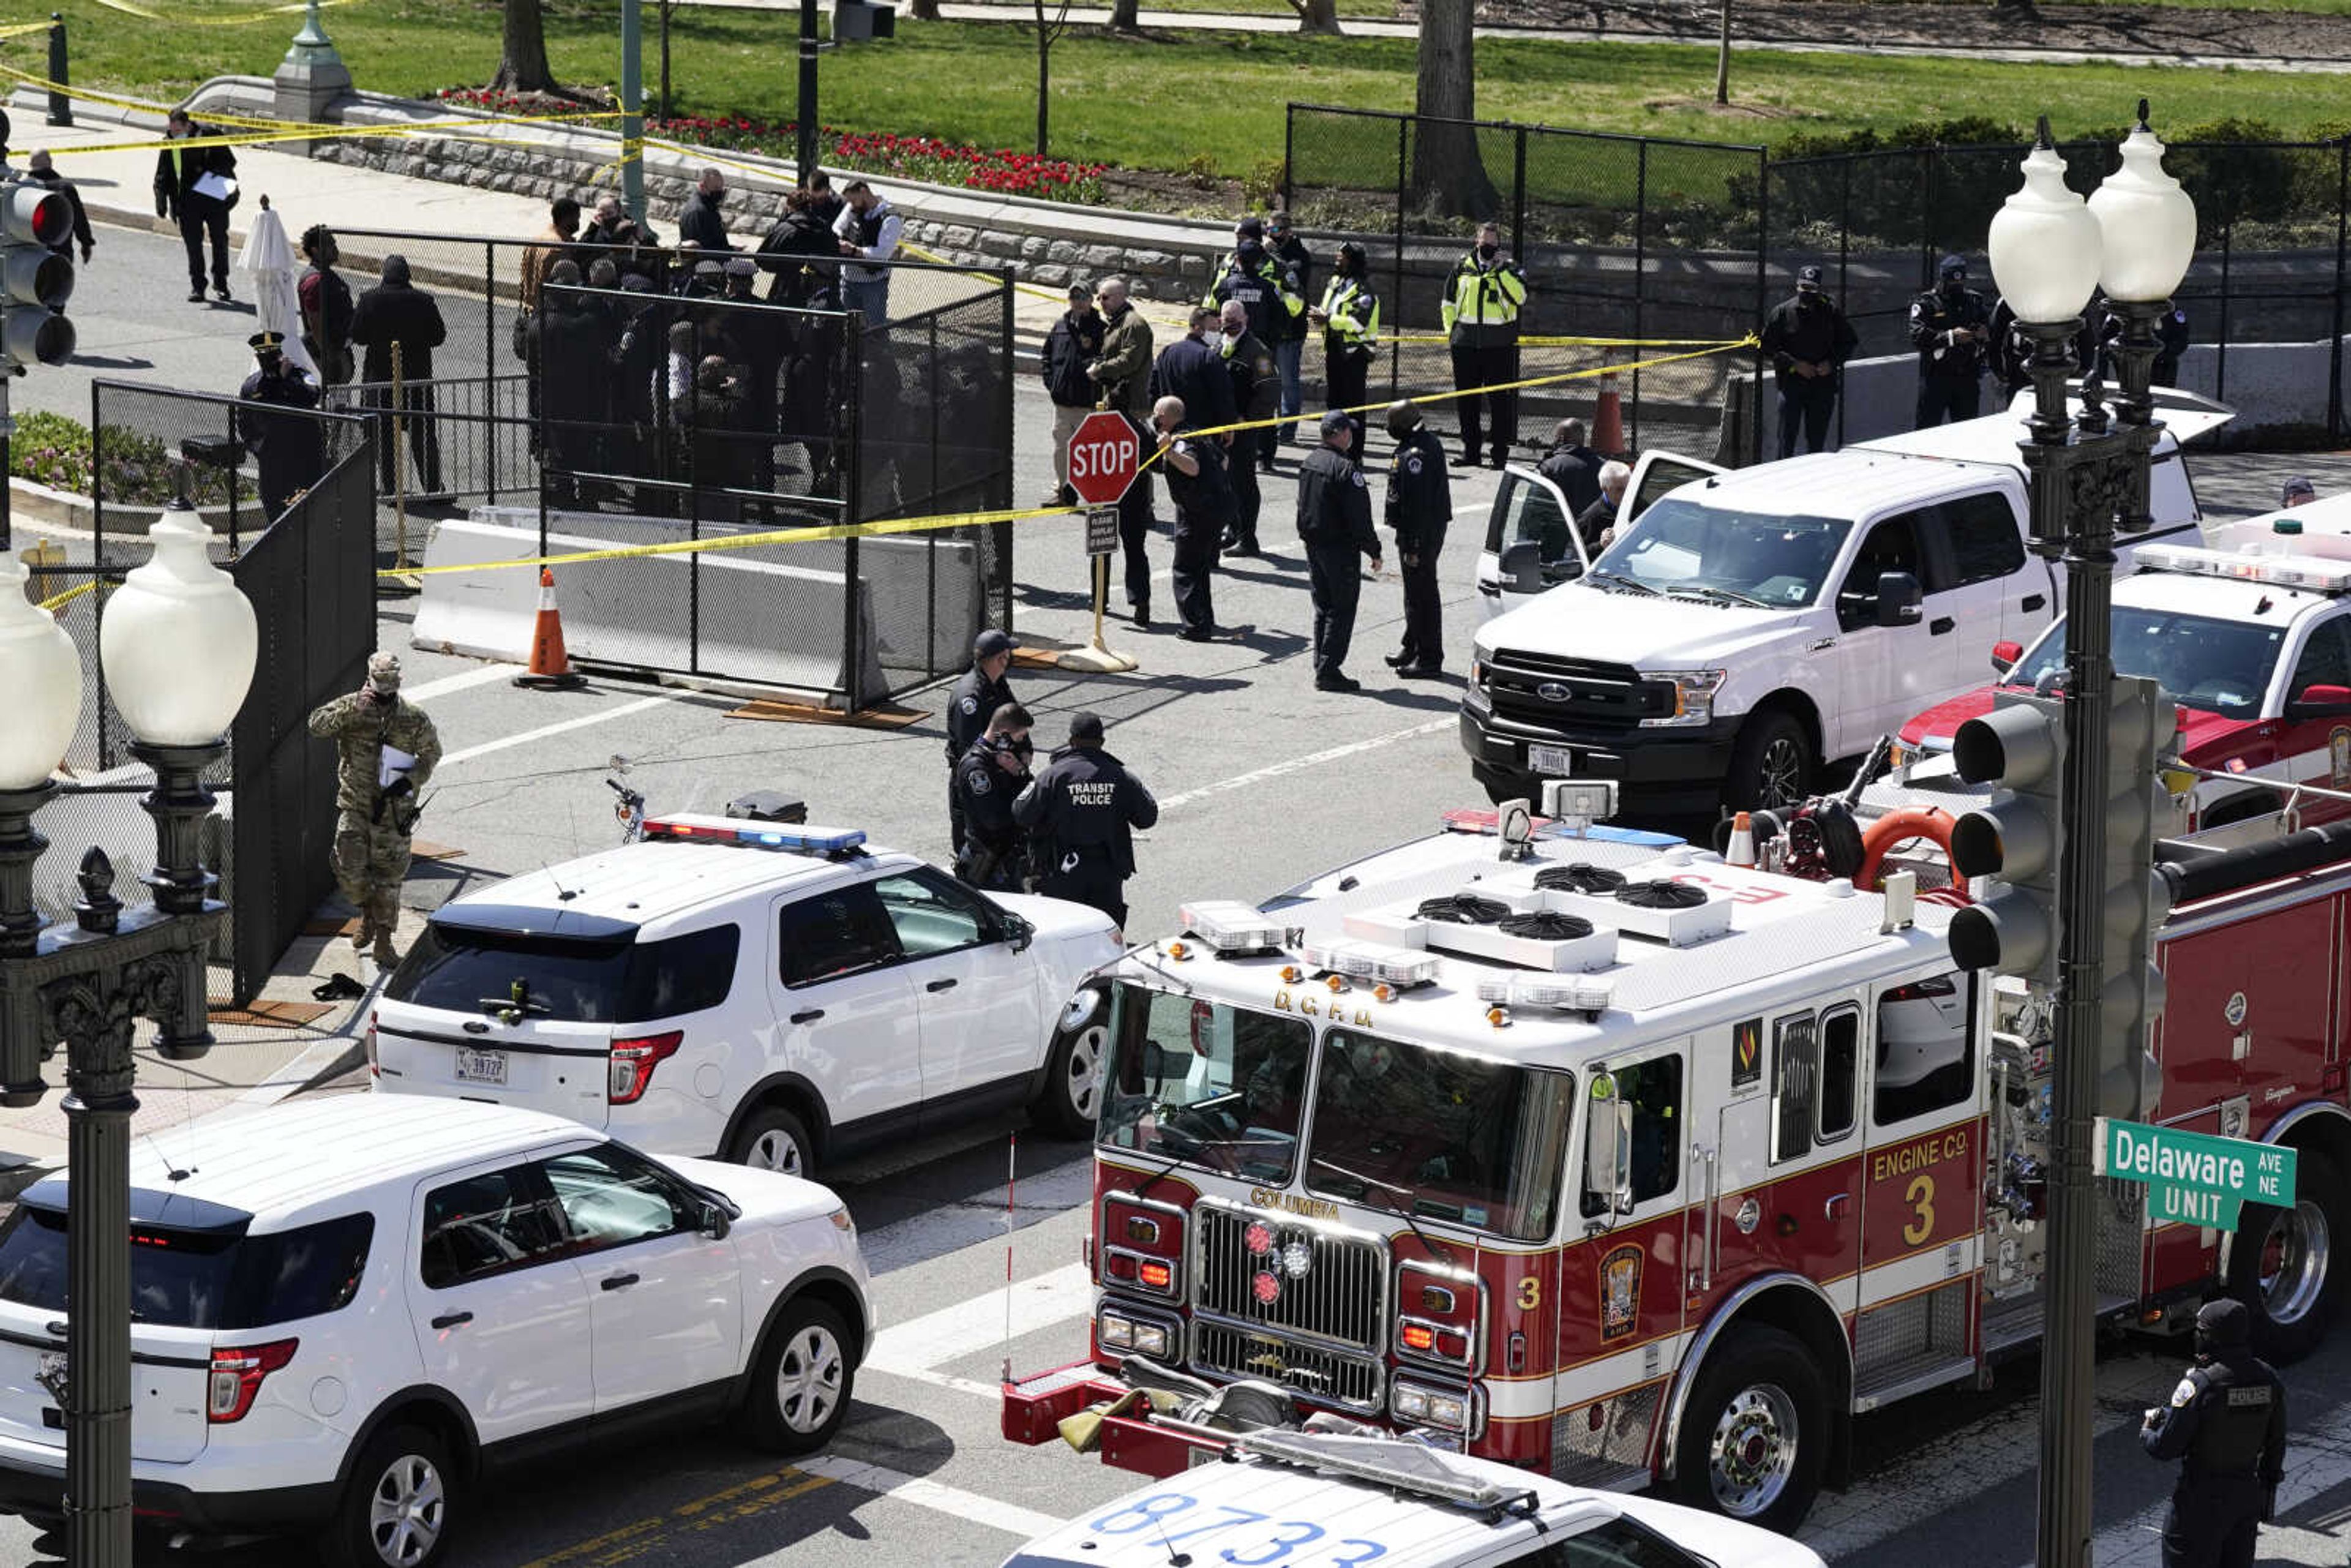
left=307, top=652, right=441, bottom=966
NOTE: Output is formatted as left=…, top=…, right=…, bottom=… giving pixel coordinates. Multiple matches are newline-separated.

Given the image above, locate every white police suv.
left=371, top=817, right=1125, bottom=1180
left=1005, top=1430, right=1826, bottom=1568
left=0, top=1094, right=872, bottom=1568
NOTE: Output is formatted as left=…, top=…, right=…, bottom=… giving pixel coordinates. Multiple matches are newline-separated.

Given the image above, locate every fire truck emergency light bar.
left=640, top=816, right=868, bottom=853
left=1177, top=901, right=1297, bottom=955
left=2134, top=544, right=2351, bottom=595
left=1473, top=974, right=1616, bottom=1013
left=1298, top=938, right=1443, bottom=988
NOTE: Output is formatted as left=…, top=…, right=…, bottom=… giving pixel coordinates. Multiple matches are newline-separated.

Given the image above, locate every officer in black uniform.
left=945, top=628, right=1018, bottom=858
left=234, top=330, right=324, bottom=522
left=953, top=700, right=1034, bottom=893
left=1384, top=399, right=1451, bottom=679
left=1295, top=409, right=1383, bottom=694
left=1909, top=253, right=1992, bottom=430
left=1153, top=394, right=1239, bottom=642
left=1760, top=264, right=1858, bottom=457
left=2140, top=1297, right=2287, bottom=1568
left=1013, top=710, right=1159, bottom=931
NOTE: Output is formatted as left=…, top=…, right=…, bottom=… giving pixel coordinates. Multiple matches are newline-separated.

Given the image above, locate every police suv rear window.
left=388, top=923, right=740, bottom=1022
left=0, top=1204, right=373, bottom=1329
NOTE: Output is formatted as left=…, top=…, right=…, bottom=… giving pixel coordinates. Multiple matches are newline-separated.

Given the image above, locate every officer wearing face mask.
left=1204, top=217, right=1305, bottom=362
left=1442, top=221, right=1528, bottom=470
left=2140, top=1298, right=2286, bottom=1568
left=1909, top=253, right=1992, bottom=429
left=1310, top=242, right=1380, bottom=463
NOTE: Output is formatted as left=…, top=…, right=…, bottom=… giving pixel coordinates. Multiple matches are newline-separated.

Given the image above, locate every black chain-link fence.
left=1289, top=105, right=2351, bottom=453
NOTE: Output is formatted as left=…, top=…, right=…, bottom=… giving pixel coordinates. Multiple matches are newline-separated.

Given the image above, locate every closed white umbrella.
left=236, top=196, right=317, bottom=380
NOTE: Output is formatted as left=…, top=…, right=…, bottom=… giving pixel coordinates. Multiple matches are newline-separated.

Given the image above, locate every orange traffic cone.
left=1592, top=350, right=1625, bottom=459
left=512, top=568, right=586, bottom=689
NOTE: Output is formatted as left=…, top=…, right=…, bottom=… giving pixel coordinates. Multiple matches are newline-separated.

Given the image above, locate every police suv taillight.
left=208, top=1340, right=298, bottom=1423
left=609, top=1031, right=683, bottom=1103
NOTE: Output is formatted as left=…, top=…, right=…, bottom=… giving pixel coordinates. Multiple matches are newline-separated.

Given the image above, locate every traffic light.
left=1946, top=690, right=2064, bottom=989
left=2098, top=675, right=2171, bottom=1120
left=0, top=176, right=75, bottom=369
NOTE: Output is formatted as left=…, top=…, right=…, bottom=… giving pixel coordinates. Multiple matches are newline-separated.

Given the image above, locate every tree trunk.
left=1035, top=2, right=1051, bottom=157
left=1411, top=0, right=1496, bottom=218
left=1714, top=0, right=1731, bottom=105
left=1111, top=0, right=1139, bottom=31
left=1294, top=0, right=1343, bottom=34
left=489, top=0, right=558, bottom=94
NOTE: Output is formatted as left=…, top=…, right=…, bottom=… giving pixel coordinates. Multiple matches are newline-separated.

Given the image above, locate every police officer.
left=1013, top=710, right=1159, bottom=931
left=1384, top=399, right=1450, bottom=679
left=2140, top=1298, right=2287, bottom=1568
left=1442, top=221, right=1528, bottom=469
left=1295, top=409, right=1383, bottom=693
left=1149, top=307, right=1239, bottom=437
left=234, top=330, right=324, bottom=522
left=946, top=628, right=1018, bottom=858
left=1910, top=253, right=1992, bottom=429
left=1153, top=394, right=1238, bottom=642
left=1310, top=243, right=1379, bottom=464
left=954, top=701, right=1035, bottom=893
left=307, top=653, right=441, bottom=967
left=1216, top=298, right=1280, bottom=557
left=1760, top=264, right=1858, bottom=457
left=1266, top=211, right=1313, bottom=458
left=1204, top=217, right=1305, bottom=365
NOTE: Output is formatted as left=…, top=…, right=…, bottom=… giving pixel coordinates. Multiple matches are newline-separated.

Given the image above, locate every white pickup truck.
left=1460, top=391, right=2231, bottom=815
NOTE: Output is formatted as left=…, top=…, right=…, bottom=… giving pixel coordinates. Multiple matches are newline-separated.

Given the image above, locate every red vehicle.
left=1898, top=544, right=2351, bottom=833
left=1002, top=810, right=2351, bottom=1535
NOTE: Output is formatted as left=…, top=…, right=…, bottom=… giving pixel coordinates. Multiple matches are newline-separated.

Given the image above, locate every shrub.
left=11, top=410, right=90, bottom=493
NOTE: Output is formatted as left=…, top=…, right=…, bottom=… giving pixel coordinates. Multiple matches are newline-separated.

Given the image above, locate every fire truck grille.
left=1191, top=1203, right=1386, bottom=1352
left=1191, top=1320, right=1384, bottom=1413
left=1551, top=1383, right=1661, bottom=1487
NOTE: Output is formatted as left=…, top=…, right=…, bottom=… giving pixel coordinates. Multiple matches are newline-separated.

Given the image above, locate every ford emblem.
left=1537, top=681, right=1573, bottom=703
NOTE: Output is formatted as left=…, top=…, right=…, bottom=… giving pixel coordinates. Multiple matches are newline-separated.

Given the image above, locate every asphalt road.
left=10, top=218, right=2351, bottom=1567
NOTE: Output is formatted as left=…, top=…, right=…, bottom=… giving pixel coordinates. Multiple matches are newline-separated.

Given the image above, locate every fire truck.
left=999, top=791, right=2351, bottom=1535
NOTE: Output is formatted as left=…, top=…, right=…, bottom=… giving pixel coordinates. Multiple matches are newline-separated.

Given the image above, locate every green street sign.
left=2094, top=1117, right=2297, bottom=1232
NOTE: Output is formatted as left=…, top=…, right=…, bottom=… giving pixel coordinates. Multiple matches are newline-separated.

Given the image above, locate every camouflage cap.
left=366, top=652, right=402, bottom=689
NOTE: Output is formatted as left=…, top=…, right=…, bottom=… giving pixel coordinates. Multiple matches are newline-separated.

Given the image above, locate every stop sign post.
left=1067, top=411, right=1140, bottom=506
left=1061, top=410, right=1140, bottom=674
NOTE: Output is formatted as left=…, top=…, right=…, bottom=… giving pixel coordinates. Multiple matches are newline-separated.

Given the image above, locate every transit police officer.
left=1295, top=409, right=1383, bottom=693
left=1909, top=253, right=1992, bottom=429
left=953, top=700, right=1035, bottom=893
left=2140, top=1297, right=2287, bottom=1568
left=1383, top=400, right=1451, bottom=679
left=1013, top=710, right=1159, bottom=931
left=307, top=653, right=441, bottom=967
left=947, top=628, right=1018, bottom=858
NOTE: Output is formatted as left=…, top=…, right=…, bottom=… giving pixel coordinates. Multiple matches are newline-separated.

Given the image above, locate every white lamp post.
left=0, top=500, right=255, bottom=1568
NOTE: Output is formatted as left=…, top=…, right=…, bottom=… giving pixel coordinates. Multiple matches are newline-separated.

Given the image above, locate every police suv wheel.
left=2230, top=1146, right=2346, bottom=1364
left=731, top=1105, right=816, bottom=1181
left=740, top=1300, right=857, bottom=1455
left=1671, top=1325, right=1827, bottom=1534
left=322, top=1425, right=456, bottom=1568
left=1033, top=995, right=1109, bottom=1139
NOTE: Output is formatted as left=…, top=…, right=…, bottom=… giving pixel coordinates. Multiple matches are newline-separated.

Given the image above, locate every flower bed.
left=10, top=411, right=254, bottom=508
left=431, top=89, right=1111, bottom=204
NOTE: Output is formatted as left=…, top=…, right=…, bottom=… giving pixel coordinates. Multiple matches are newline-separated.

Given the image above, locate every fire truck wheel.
left=1671, top=1324, right=1828, bottom=1534
left=1726, top=711, right=1812, bottom=814
left=1033, top=996, right=1110, bottom=1139
left=2229, top=1146, right=2347, bottom=1363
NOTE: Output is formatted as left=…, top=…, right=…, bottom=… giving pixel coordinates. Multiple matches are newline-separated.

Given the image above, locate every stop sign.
left=1067, top=410, right=1141, bottom=506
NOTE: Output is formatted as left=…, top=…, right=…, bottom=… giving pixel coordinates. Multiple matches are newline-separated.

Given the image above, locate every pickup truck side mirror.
left=1499, top=539, right=1545, bottom=595
left=2287, top=682, right=2351, bottom=721
left=1874, top=571, right=1924, bottom=629
left=1990, top=639, right=2023, bottom=676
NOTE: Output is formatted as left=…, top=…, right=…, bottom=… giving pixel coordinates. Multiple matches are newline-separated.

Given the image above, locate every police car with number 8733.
left=1001, top=1430, right=1825, bottom=1568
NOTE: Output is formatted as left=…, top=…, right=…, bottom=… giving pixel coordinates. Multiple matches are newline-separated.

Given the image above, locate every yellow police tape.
left=38, top=579, right=96, bottom=612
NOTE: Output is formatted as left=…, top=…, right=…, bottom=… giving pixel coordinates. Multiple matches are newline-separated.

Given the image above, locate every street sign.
left=1085, top=506, right=1119, bottom=557
left=1067, top=410, right=1139, bottom=506
left=2094, top=1116, right=2297, bottom=1231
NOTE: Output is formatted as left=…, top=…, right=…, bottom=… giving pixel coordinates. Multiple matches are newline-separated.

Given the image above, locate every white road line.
left=435, top=694, right=674, bottom=770
left=867, top=1262, right=1095, bottom=1379
left=863, top=1362, right=1007, bottom=1401
left=403, top=663, right=519, bottom=703
left=786, top=1455, right=1070, bottom=1544
left=1158, top=718, right=1454, bottom=812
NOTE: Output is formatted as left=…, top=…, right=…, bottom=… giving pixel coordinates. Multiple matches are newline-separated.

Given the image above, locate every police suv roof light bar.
left=639, top=814, right=866, bottom=855
left=2133, top=544, right=2351, bottom=595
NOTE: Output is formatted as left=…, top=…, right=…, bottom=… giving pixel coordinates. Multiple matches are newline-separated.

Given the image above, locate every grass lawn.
left=14, top=5, right=2351, bottom=176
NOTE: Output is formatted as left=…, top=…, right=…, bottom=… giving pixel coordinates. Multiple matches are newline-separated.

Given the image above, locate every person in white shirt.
left=833, top=179, right=903, bottom=325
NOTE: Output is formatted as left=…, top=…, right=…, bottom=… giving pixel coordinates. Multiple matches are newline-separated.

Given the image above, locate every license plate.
left=1528, top=744, right=1578, bottom=776
left=454, top=1048, right=508, bottom=1086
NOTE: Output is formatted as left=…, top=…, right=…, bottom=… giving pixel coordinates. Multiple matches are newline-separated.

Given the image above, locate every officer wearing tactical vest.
left=953, top=700, right=1035, bottom=893
left=1909, top=253, right=1992, bottom=429
left=307, top=654, right=441, bottom=968
left=1013, top=711, right=1159, bottom=931
left=1443, top=221, right=1528, bottom=470
left=2140, top=1298, right=2287, bottom=1568
left=1383, top=400, right=1451, bottom=679
left=1310, top=243, right=1379, bottom=463
left=1295, top=410, right=1383, bottom=694
left=946, top=628, right=1019, bottom=858
left=1204, top=217, right=1305, bottom=361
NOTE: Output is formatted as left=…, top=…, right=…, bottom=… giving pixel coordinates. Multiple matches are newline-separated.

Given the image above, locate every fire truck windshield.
left=2010, top=606, right=2287, bottom=716
left=1097, top=985, right=1313, bottom=1181
left=1303, top=1030, right=1575, bottom=1242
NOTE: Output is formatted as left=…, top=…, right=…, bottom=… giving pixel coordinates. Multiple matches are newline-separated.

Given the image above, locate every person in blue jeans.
left=833, top=180, right=903, bottom=326
left=1268, top=211, right=1313, bottom=457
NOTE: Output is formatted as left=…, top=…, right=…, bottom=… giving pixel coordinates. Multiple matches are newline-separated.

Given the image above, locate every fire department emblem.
left=1731, top=1018, right=1764, bottom=1093
left=1598, top=1244, right=1644, bottom=1342
left=2331, top=726, right=2351, bottom=787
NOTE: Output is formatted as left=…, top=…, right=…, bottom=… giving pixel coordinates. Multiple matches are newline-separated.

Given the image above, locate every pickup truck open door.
left=1475, top=452, right=1725, bottom=621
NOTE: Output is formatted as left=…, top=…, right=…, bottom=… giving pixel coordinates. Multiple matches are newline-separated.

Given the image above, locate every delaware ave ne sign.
left=2094, top=1116, right=2297, bottom=1231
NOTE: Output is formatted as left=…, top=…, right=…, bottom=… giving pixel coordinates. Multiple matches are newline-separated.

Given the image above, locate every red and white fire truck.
left=1000, top=798, right=2351, bottom=1535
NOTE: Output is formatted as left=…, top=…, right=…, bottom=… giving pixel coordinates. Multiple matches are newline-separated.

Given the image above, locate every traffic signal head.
left=0, top=179, right=75, bottom=367
left=1946, top=692, right=2065, bottom=989
left=2099, top=676, right=2171, bottom=1120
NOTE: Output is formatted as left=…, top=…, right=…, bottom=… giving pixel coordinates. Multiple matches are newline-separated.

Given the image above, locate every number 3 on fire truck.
left=1517, top=1276, right=1540, bottom=1310
left=1903, top=1174, right=1935, bottom=1247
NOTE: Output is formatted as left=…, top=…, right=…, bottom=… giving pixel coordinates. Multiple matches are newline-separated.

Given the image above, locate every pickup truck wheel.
left=2230, top=1146, right=2347, bottom=1363
left=1670, top=1325, right=1828, bottom=1534
left=1728, top=711, right=1811, bottom=812
left=730, top=1105, right=816, bottom=1181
